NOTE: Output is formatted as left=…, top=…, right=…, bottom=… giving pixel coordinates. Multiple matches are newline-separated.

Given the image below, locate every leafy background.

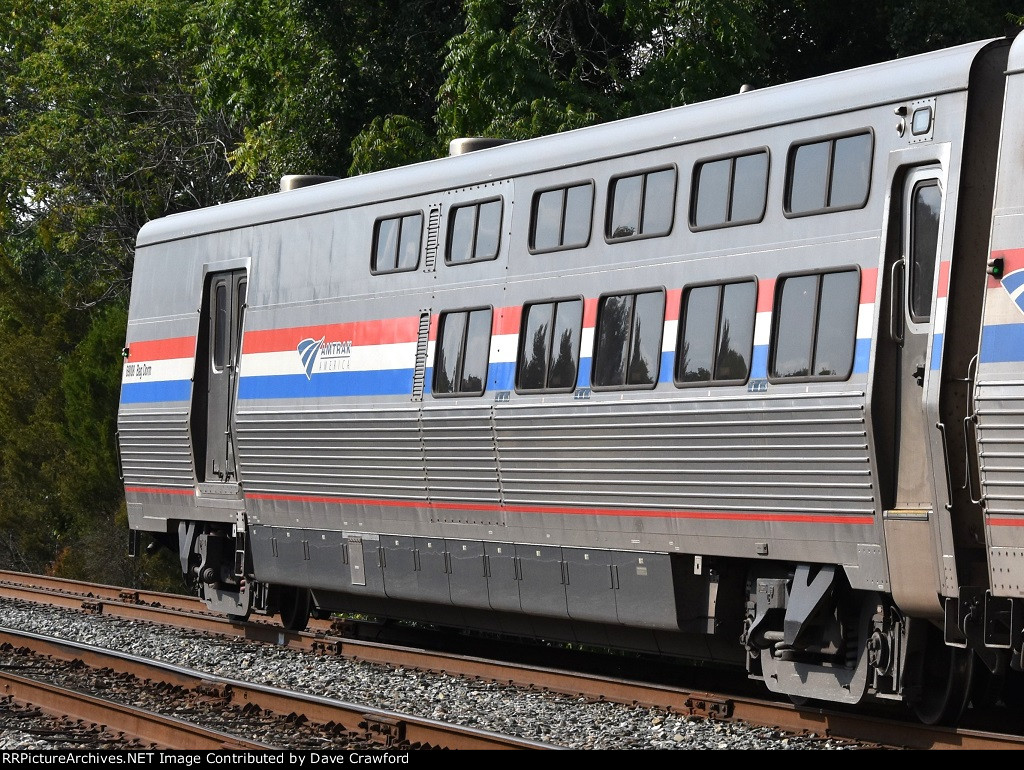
left=0, top=0, right=1020, bottom=589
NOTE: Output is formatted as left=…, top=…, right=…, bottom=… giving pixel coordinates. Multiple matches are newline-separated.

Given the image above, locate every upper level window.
left=516, top=298, right=584, bottom=392
left=786, top=132, right=872, bottom=215
left=606, top=168, right=676, bottom=240
left=592, top=289, right=665, bottom=389
left=770, top=269, right=859, bottom=380
left=372, top=212, right=422, bottom=273
left=447, top=199, right=502, bottom=264
left=433, top=308, right=492, bottom=396
left=530, top=183, right=594, bottom=252
left=676, top=280, right=756, bottom=385
left=691, top=151, right=768, bottom=229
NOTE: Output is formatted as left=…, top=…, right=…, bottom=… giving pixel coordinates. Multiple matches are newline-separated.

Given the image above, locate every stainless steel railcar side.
left=118, top=33, right=1023, bottom=724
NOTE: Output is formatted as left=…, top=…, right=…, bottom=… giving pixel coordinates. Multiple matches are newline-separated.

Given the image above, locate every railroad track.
left=0, top=625, right=553, bottom=750
left=1, top=570, right=1022, bottom=750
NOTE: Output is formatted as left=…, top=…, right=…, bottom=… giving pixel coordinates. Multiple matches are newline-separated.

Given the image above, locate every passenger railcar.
left=118, top=31, right=1024, bottom=724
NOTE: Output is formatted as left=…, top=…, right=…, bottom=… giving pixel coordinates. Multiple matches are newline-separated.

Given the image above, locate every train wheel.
left=911, top=629, right=974, bottom=725
left=278, top=585, right=312, bottom=632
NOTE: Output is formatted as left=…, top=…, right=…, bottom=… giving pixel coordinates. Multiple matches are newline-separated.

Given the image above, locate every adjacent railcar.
left=118, top=32, right=1024, bottom=724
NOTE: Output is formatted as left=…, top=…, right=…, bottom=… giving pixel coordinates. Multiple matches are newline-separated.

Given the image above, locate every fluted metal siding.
left=494, top=391, right=874, bottom=515
left=976, top=382, right=1024, bottom=517
left=117, top=409, right=194, bottom=489
left=235, top=406, right=427, bottom=500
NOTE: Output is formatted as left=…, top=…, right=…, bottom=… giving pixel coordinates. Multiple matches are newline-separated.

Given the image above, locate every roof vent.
left=449, top=137, right=513, bottom=156
left=280, top=175, right=340, bottom=192
left=738, top=84, right=754, bottom=94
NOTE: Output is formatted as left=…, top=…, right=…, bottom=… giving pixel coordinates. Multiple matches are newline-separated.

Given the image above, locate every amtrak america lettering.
left=297, top=336, right=353, bottom=379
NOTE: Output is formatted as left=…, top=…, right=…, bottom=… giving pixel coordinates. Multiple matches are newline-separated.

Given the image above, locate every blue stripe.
left=120, top=380, right=192, bottom=404
left=239, top=369, right=414, bottom=399
left=853, top=338, right=870, bottom=374
left=930, top=333, right=943, bottom=370
left=981, top=323, right=1024, bottom=363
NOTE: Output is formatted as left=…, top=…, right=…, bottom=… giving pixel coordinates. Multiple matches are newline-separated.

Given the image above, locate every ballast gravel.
left=0, top=596, right=860, bottom=750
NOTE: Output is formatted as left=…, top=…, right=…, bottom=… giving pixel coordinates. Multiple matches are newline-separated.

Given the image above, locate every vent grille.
left=424, top=206, right=441, bottom=272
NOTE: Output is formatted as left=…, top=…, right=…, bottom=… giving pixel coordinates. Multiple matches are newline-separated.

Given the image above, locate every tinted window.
left=433, top=308, right=492, bottom=395
left=677, top=280, right=756, bottom=384
left=910, top=180, right=941, bottom=321
left=787, top=132, right=872, bottom=214
left=530, top=183, right=594, bottom=252
left=516, top=299, right=584, bottom=391
left=770, top=270, right=859, bottom=380
left=608, top=168, right=676, bottom=240
left=692, top=151, right=768, bottom=228
left=593, top=290, right=665, bottom=388
left=373, top=212, right=423, bottom=272
left=447, top=199, right=503, bottom=264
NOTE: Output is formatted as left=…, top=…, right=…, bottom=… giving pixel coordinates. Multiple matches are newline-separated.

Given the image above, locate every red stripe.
left=756, top=278, right=775, bottom=313
left=125, top=486, right=194, bottom=497
left=126, top=337, right=195, bottom=362
left=244, top=317, right=421, bottom=354
left=494, top=305, right=522, bottom=336
left=664, top=288, right=682, bottom=322
left=936, top=261, right=950, bottom=299
left=986, top=517, right=1024, bottom=527
left=860, top=267, right=878, bottom=304
left=246, top=492, right=874, bottom=525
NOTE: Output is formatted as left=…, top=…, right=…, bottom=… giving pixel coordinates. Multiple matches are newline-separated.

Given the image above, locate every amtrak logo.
left=297, top=337, right=352, bottom=379
left=1002, top=268, right=1024, bottom=315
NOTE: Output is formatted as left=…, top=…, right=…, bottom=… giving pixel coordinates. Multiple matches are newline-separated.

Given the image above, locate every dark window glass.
left=609, top=175, right=642, bottom=238
left=731, top=153, right=769, bottom=222
left=692, top=151, right=768, bottom=229
left=462, top=309, right=492, bottom=391
left=676, top=280, right=755, bottom=385
left=593, top=290, right=665, bottom=388
left=530, top=183, right=593, bottom=252
left=516, top=299, right=583, bottom=391
left=694, top=159, right=730, bottom=227
left=814, top=271, right=859, bottom=377
left=642, top=169, right=676, bottom=235
left=433, top=308, right=492, bottom=395
left=772, top=274, right=817, bottom=378
left=787, top=132, right=872, bottom=214
left=214, top=282, right=228, bottom=368
left=447, top=200, right=503, bottom=263
left=397, top=214, right=422, bottom=270
left=608, top=168, right=676, bottom=239
left=563, top=184, right=593, bottom=246
left=533, top=190, right=562, bottom=251
left=789, top=142, right=830, bottom=213
left=717, top=281, right=755, bottom=380
left=373, top=213, right=423, bottom=273
left=910, top=181, right=941, bottom=321
left=375, top=218, right=399, bottom=272
left=476, top=200, right=502, bottom=259
left=770, top=270, right=859, bottom=380
left=830, top=134, right=872, bottom=208
left=678, top=286, right=718, bottom=382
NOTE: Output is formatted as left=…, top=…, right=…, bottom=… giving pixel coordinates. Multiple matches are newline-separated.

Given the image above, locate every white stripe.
left=242, top=341, right=418, bottom=377
left=122, top=357, right=193, bottom=384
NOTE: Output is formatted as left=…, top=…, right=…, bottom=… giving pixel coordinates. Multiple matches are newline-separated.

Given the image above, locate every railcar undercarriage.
left=158, top=520, right=1000, bottom=725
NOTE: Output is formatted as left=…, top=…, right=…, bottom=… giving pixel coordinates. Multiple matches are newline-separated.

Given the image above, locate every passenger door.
left=882, top=166, right=944, bottom=615
left=202, top=269, right=246, bottom=483
left=893, top=169, right=942, bottom=512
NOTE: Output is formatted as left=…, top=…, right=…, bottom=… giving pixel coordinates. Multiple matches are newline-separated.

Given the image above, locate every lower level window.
left=433, top=308, right=492, bottom=395
left=770, top=269, right=859, bottom=380
left=592, top=289, right=665, bottom=388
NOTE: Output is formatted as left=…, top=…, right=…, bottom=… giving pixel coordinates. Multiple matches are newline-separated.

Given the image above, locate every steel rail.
left=0, top=627, right=556, bottom=751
